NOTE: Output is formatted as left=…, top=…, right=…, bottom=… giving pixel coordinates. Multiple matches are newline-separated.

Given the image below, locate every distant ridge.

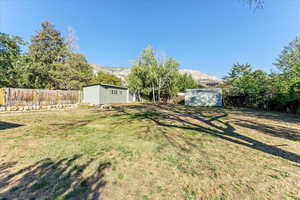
left=91, top=64, right=222, bottom=87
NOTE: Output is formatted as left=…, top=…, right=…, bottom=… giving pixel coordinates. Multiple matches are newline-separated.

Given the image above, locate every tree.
left=127, top=66, right=146, bottom=102
left=91, top=72, right=122, bottom=86
left=225, top=63, right=270, bottom=106
left=51, top=53, right=94, bottom=90
left=152, top=55, right=180, bottom=102
left=25, top=21, right=93, bottom=90
left=159, top=57, right=180, bottom=100
left=275, top=37, right=300, bottom=75
left=224, top=36, right=300, bottom=112
left=224, top=63, right=252, bottom=82
left=27, top=21, right=69, bottom=89
left=128, top=46, right=158, bottom=102
left=0, top=33, right=25, bottom=87
left=273, top=37, right=300, bottom=103
left=177, top=73, right=199, bottom=92
left=127, top=46, right=180, bottom=102
left=29, top=21, right=68, bottom=65
left=66, top=27, right=79, bottom=52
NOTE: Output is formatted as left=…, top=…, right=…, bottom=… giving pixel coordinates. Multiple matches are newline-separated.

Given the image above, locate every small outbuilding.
left=83, top=84, right=135, bottom=105
left=185, top=88, right=223, bottom=107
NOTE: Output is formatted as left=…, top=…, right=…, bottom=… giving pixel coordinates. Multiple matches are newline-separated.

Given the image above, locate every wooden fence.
left=0, top=88, right=81, bottom=106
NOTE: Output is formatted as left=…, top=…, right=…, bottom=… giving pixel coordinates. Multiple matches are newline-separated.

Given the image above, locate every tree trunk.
left=158, top=80, right=161, bottom=102
left=152, top=84, right=156, bottom=103
left=140, top=93, right=143, bottom=102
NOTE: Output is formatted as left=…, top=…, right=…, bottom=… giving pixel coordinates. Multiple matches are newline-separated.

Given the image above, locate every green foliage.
left=29, top=21, right=68, bottom=65
left=177, top=73, right=199, bottom=92
left=272, top=37, right=300, bottom=103
left=234, top=69, right=269, bottom=95
left=225, top=37, right=300, bottom=112
left=0, top=21, right=94, bottom=90
left=49, top=53, right=94, bottom=90
left=0, top=33, right=26, bottom=87
left=127, top=47, right=157, bottom=100
left=27, top=21, right=70, bottom=89
left=90, top=72, right=122, bottom=86
left=224, top=63, right=251, bottom=83
left=160, top=57, right=180, bottom=99
left=275, top=37, right=300, bottom=74
left=225, top=63, right=270, bottom=105
left=127, top=46, right=181, bottom=102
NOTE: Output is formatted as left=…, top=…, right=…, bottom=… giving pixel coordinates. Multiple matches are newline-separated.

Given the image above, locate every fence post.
left=0, top=88, right=5, bottom=106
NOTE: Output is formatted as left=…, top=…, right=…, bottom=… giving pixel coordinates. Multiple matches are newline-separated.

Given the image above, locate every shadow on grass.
left=0, top=155, right=111, bottom=200
left=0, top=121, right=23, bottom=131
left=111, top=104, right=300, bottom=164
left=235, top=119, right=300, bottom=142
left=49, top=120, right=93, bottom=131
left=230, top=108, right=300, bottom=124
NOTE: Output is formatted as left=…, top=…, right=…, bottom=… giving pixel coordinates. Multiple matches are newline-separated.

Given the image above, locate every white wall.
left=83, top=85, right=100, bottom=105
left=185, top=88, right=223, bottom=107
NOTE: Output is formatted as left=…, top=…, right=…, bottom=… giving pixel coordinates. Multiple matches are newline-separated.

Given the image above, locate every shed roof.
left=83, top=83, right=128, bottom=90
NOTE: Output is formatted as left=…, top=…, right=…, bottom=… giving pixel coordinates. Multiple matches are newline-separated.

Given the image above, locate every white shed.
left=185, top=88, right=223, bottom=107
left=82, top=84, right=135, bottom=105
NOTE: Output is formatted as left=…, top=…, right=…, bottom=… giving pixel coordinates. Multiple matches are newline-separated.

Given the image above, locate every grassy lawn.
left=0, top=104, right=300, bottom=200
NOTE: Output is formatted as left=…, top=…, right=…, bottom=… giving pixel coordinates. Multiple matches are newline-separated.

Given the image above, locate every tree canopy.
left=0, top=33, right=26, bottom=87
left=224, top=37, right=300, bottom=113
left=176, top=73, right=199, bottom=92
left=0, top=21, right=94, bottom=90
left=90, top=72, right=122, bottom=86
left=127, top=46, right=199, bottom=102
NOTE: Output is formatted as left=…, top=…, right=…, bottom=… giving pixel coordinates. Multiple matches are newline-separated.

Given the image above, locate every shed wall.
left=83, top=85, right=100, bottom=105
left=127, top=91, right=136, bottom=103
left=185, top=88, right=223, bottom=107
left=99, top=86, right=128, bottom=104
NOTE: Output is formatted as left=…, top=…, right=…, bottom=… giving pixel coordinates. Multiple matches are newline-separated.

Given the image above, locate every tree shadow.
left=111, top=104, right=300, bottom=164
left=0, top=155, right=111, bottom=200
left=234, top=119, right=300, bottom=142
left=230, top=108, right=300, bottom=124
left=49, top=120, right=93, bottom=131
left=0, top=121, right=23, bottom=131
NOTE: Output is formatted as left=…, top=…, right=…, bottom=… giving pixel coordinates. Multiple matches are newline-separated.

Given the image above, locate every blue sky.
left=1, top=0, right=300, bottom=78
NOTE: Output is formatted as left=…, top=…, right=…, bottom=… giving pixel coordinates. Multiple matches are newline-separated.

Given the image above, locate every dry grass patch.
left=0, top=104, right=300, bottom=199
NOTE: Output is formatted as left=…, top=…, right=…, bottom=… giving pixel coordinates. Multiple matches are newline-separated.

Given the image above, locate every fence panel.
left=2, top=88, right=81, bottom=106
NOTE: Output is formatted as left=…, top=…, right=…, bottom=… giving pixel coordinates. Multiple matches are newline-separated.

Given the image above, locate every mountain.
left=179, top=69, right=222, bottom=86
left=91, top=64, right=222, bottom=87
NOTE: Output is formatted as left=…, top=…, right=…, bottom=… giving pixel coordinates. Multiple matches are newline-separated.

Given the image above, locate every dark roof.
left=83, top=83, right=128, bottom=90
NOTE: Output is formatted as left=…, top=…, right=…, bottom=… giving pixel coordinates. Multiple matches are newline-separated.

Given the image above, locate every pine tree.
left=28, top=21, right=69, bottom=89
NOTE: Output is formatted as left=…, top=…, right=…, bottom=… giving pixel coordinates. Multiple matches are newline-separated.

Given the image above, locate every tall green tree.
left=159, top=57, right=180, bottom=100
left=29, top=21, right=68, bottom=66
left=225, top=63, right=270, bottom=105
left=27, top=21, right=69, bottom=89
left=273, top=37, right=300, bottom=103
left=51, top=53, right=94, bottom=90
left=128, top=46, right=180, bottom=102
left=224, top=63, right=252, bottom=82
left=0, top=33, right=25, bottom=87
left=128, top=46, right=157, bottom=102
left=177, top=73, right=199, bottom=92
left=25, top=21, right=93, bottom=90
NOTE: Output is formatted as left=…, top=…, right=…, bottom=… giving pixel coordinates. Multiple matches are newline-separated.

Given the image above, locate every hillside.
left=91, top=64, right=222, bottom=86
